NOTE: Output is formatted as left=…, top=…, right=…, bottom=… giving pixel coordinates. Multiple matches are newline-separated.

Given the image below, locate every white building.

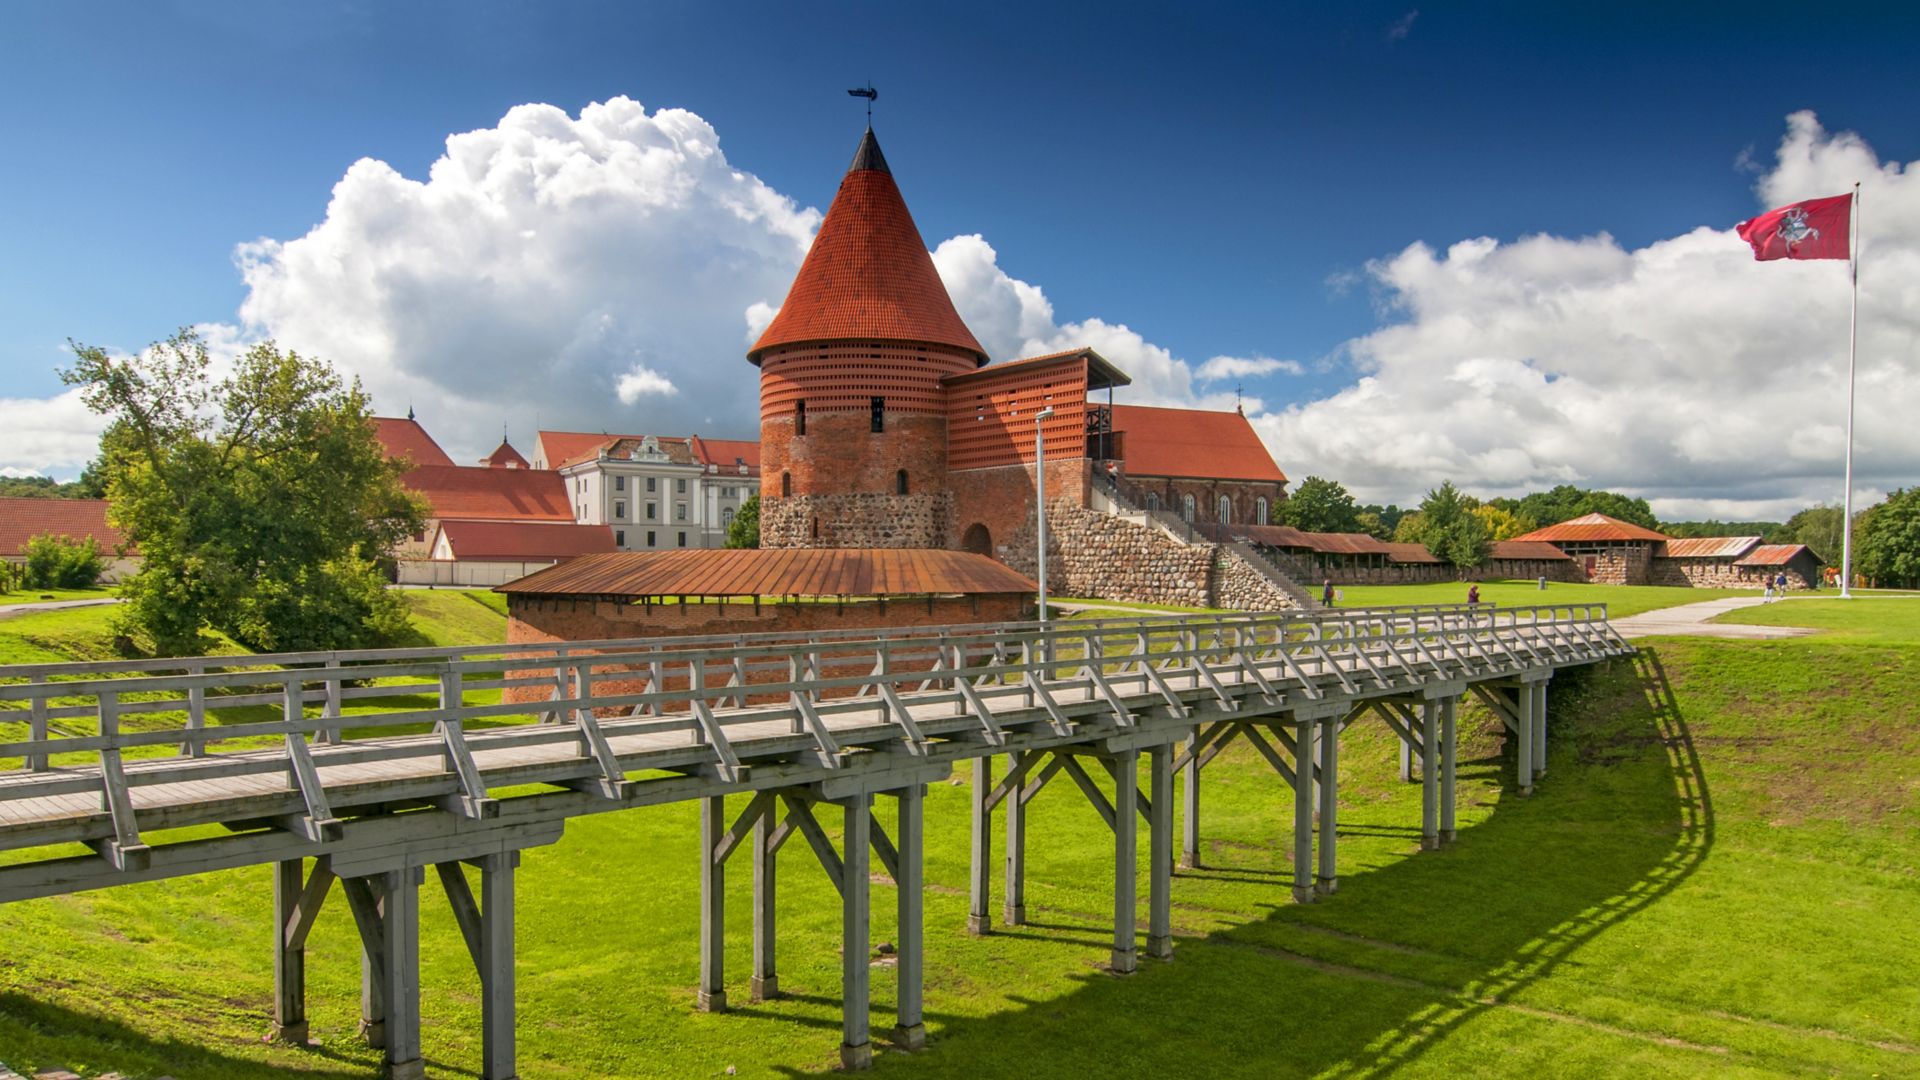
left=541, top=431, right=760, bottom=551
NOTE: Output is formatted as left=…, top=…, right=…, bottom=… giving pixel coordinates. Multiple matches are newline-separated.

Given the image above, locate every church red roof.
left=749, top=130, right=985, bottom=365
left=0, top=498, right=131, bottom=556
left=400, top=466, right=574, bottom=522
left=1111, top=404, right=1288, bottom=484
left=435, top=520, right=614, bottom=561
left=371, top=416, right=455, bottom=468
left=480, top=439, right=531, bottom=469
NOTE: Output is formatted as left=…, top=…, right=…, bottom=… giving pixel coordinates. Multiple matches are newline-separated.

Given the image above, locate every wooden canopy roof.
left=498, top=548, right=1036, bottom=600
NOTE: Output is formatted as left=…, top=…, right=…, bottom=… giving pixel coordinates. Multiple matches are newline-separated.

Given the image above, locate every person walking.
left=1322, top=579, right=1336, bottom=608
left=1467, top=584, right=1481, bottom=605
left=1763, top=577, right=1775, bottom=603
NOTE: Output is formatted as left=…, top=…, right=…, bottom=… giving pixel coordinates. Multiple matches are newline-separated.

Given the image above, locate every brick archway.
left=961, top=522, right=991, bottom=555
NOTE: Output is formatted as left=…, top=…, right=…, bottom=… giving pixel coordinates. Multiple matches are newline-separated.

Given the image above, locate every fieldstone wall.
left=1006, top=503, right=1217, bottom=608
left=761, top=492, right=951, bottom=549
left=1649, top=558, right=1810, bottom=589
left=1257, top=548, right=1582, bottom=587
left=1580, top=546, right=1654, bottom=585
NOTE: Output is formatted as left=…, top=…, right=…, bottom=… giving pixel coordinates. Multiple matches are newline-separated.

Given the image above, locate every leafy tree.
left=1505, top=484, right=1657, bottom=530
left=1391, top=511, right=1426, bottom=544
left=1354, top=511, right=1388, bottom=540
left=1471, top=503, right=1537, bottom=541
left=61, top=329, right=424, bottom=655
left=22, top=533, right=105, bottom=588
left=1411, top=482, right=1490, bottom=568
left=725, top=494, right=761, bottom=549
left=1659, top=519, right=1790, bottom=542
left=73, top=457, right=111, bottom=499
left=0, top=474, right=93, bottom=499
left=1279, top=476, right=1362, bottom=533
left=1857, top=488, right=1920, bottom=588
left=1784, top=505, right=1846, bottom=564
left=1358, top=503, right=1409, bottom=537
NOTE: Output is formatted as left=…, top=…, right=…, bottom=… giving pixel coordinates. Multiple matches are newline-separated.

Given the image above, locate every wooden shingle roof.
left=498, top=548, right=1035, bottom=599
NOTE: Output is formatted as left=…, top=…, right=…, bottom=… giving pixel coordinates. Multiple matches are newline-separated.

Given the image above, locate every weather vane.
left=847, top=82, right=877, bottom=126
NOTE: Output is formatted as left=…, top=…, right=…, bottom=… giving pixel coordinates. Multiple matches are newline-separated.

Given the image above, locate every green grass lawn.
left=1715, top=594, right=1920, bottom=644
left=1335, top=579, right=1763, bottom=619
left=1, top=591, right=1917, bottom=1077
left=0, top=584, right=120, bottom=608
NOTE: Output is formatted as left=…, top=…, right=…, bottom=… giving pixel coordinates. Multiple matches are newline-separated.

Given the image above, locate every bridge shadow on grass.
left=0, top=991, right=376, bottom=1080
left=817, top=648, right=1711, bottom=1078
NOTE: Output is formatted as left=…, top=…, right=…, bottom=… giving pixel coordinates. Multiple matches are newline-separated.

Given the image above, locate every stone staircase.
left=1089, top=469, right=1319, bottom=609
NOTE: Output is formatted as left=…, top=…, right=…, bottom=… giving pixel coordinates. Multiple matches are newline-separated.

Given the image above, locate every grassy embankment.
left=0, top=591, right=1916, bottom=1077
left=0, top=585, right=119, bottom=608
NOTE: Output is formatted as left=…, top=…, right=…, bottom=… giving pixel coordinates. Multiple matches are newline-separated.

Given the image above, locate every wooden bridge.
left=0, top=603, right=1630, bottom=1078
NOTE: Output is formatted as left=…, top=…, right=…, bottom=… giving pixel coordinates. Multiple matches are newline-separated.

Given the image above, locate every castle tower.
left=750, top=129, right=986, bottom=549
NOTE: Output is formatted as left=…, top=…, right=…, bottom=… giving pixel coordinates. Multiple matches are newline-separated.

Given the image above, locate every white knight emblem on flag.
left=1775, top=207, right=1819, bottom=252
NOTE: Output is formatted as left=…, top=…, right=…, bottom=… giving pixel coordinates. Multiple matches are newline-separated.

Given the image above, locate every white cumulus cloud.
left=1197, top=355, right=1304, bottom=381
left=233, top=96, right=816, bottom=458
left=1257, top=110, right=1920, bottom=519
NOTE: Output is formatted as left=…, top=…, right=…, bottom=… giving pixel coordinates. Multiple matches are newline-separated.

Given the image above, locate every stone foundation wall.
left=1579, top=546, right=1653, bottom=585
left=761, top=492, right=951, bottom=549
left=1006, top=503, right=1217, bottom=608
left=1650, top=558, right=1812, bottom=589
left=1258, top=551, right=1582, bottom=588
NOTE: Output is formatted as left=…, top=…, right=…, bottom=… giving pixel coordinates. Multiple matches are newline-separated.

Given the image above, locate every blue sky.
left=4, top=2, right=1918, bottom=515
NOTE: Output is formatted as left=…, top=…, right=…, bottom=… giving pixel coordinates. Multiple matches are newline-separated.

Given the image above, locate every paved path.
left=0, top=597, right=124, bottom=621
left=1610, top=596, right=1814, bottom=640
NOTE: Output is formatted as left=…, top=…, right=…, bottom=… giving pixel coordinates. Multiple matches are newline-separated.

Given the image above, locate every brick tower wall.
left=758, top=340, right=976, bottom=549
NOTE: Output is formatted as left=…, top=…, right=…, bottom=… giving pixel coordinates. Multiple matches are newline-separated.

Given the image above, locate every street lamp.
left=1034, top=406, right=1055, bottom=622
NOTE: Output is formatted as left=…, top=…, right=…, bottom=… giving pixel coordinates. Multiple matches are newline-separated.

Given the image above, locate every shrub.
left=23, top=533, right=105, bottom=589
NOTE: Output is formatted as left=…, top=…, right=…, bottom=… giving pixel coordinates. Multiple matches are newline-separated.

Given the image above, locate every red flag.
left=1736, top=193, right=1852, bottom=261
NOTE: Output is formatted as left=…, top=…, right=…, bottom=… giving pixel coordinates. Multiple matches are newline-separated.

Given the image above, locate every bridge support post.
left=373, top=867, right=425, bottom=1080
left=478, top=853, right=517, bottom=1080
left=1108, top=749, right=1138, bottom=974
left=751, top=803, right=778, bottom=1001
left=1147, top=743, right=1174, bottom=960
left=1532, top=678, right=1550, bottom=780
left=890, top=783, right=927, bottom=1050
left=1181, top=730, right=1201, bottom=869
left=1004, top=750, right=1026, bottom=927
left=698, top=795, right=727, bottom=1012
left=840, top=792, right=873, bottom=1070
left=1439, top=696, right=1459, bottom=844
left=1399, top=733, right=1414, bottom=783
left=1421, top=698, right=1440, bottom=849
left=968, top=755, right=992, bottom=935
left=1517, top=680, right=1536, bottom=797
left=270, top=858, right=310, bottom=1045
left=1291, top=712, right=1315, bottom=903
left=1315, top=713, right=1340, bottom=895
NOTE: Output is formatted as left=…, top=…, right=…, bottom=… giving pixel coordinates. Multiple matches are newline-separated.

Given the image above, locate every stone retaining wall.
left=761, top=492, right=951, bottom=549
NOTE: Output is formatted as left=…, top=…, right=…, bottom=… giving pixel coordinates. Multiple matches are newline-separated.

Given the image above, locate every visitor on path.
left=1468, top=584, right=1480, bottom=605
left=1322, top=579, right=1335, bottom=608
left=1763, top=578, right=1775, bottom=602
left=1776, top=571, right=1789, bottom=597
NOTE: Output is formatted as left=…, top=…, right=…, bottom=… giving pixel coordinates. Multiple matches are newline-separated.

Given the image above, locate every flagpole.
left=1839, top=181, right=1860, bottom=598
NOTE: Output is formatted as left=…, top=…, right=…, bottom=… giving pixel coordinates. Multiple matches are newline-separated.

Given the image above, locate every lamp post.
left=1034, top=406, right=1055, bottom=622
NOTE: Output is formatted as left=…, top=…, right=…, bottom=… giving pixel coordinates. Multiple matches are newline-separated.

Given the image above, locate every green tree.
left=61, top=329, right=424, bottom=655
left=725, top=494, right=761, bottom=549
left=23, top=533, right=104, bottom=588
left=1359, top=503, right=1409, bottom=537
left=1784, top=505, right=1846, bottom=564
left=1391, top=511, right=1426, bottom=544
left=1412, top=482, right=1490, bottom=568
left=1279, top=476, right=1362, bottom=533
left=1856, top=488, right=1920, bottom=588
left=1471, top=503, right=1537, bottom=541
left=1508, top=484, right=1657, bottom=530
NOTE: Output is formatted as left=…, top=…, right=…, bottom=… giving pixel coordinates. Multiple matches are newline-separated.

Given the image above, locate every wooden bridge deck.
left=0, top=603, right=1630, bottom=1077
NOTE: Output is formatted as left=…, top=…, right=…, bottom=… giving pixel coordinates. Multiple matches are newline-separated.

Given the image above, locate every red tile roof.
left=480, top=440, right=531, bottom=469
left=400, top=466, right=574, bottom=522
left=1300, top=531, right=1391, bottom=556
left=371, top=417, right=455, bottom=468
left=749, top=130, right=985, bottom=365
left=1111, top=404, right=1288, bottom=484
left=1512, top=513, right=1668, bottom=544
left=436, top=520, right=615, bottom=561
left=536, top=431, right=618, bottom=471
left=1382, top=542, right=1442, bottom=564
left=1735, top=544, right=1814, bottom=568
left=0, top=498, right=131, bottom=556
left=690, top=436, right=762, bottom=475
left=1233, top=524, right=1315, bottom=549
left=1490, top=539, right=1574, bottom=561
left=944, top=347, right=1132, bottom=391
left=498, top=548, right=1036, bottom=599
left=1660, top=536, right=1761, bottom=559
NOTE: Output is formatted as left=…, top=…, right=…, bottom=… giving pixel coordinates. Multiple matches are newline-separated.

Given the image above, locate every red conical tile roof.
left=749, top=130, right=985, bottom=365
